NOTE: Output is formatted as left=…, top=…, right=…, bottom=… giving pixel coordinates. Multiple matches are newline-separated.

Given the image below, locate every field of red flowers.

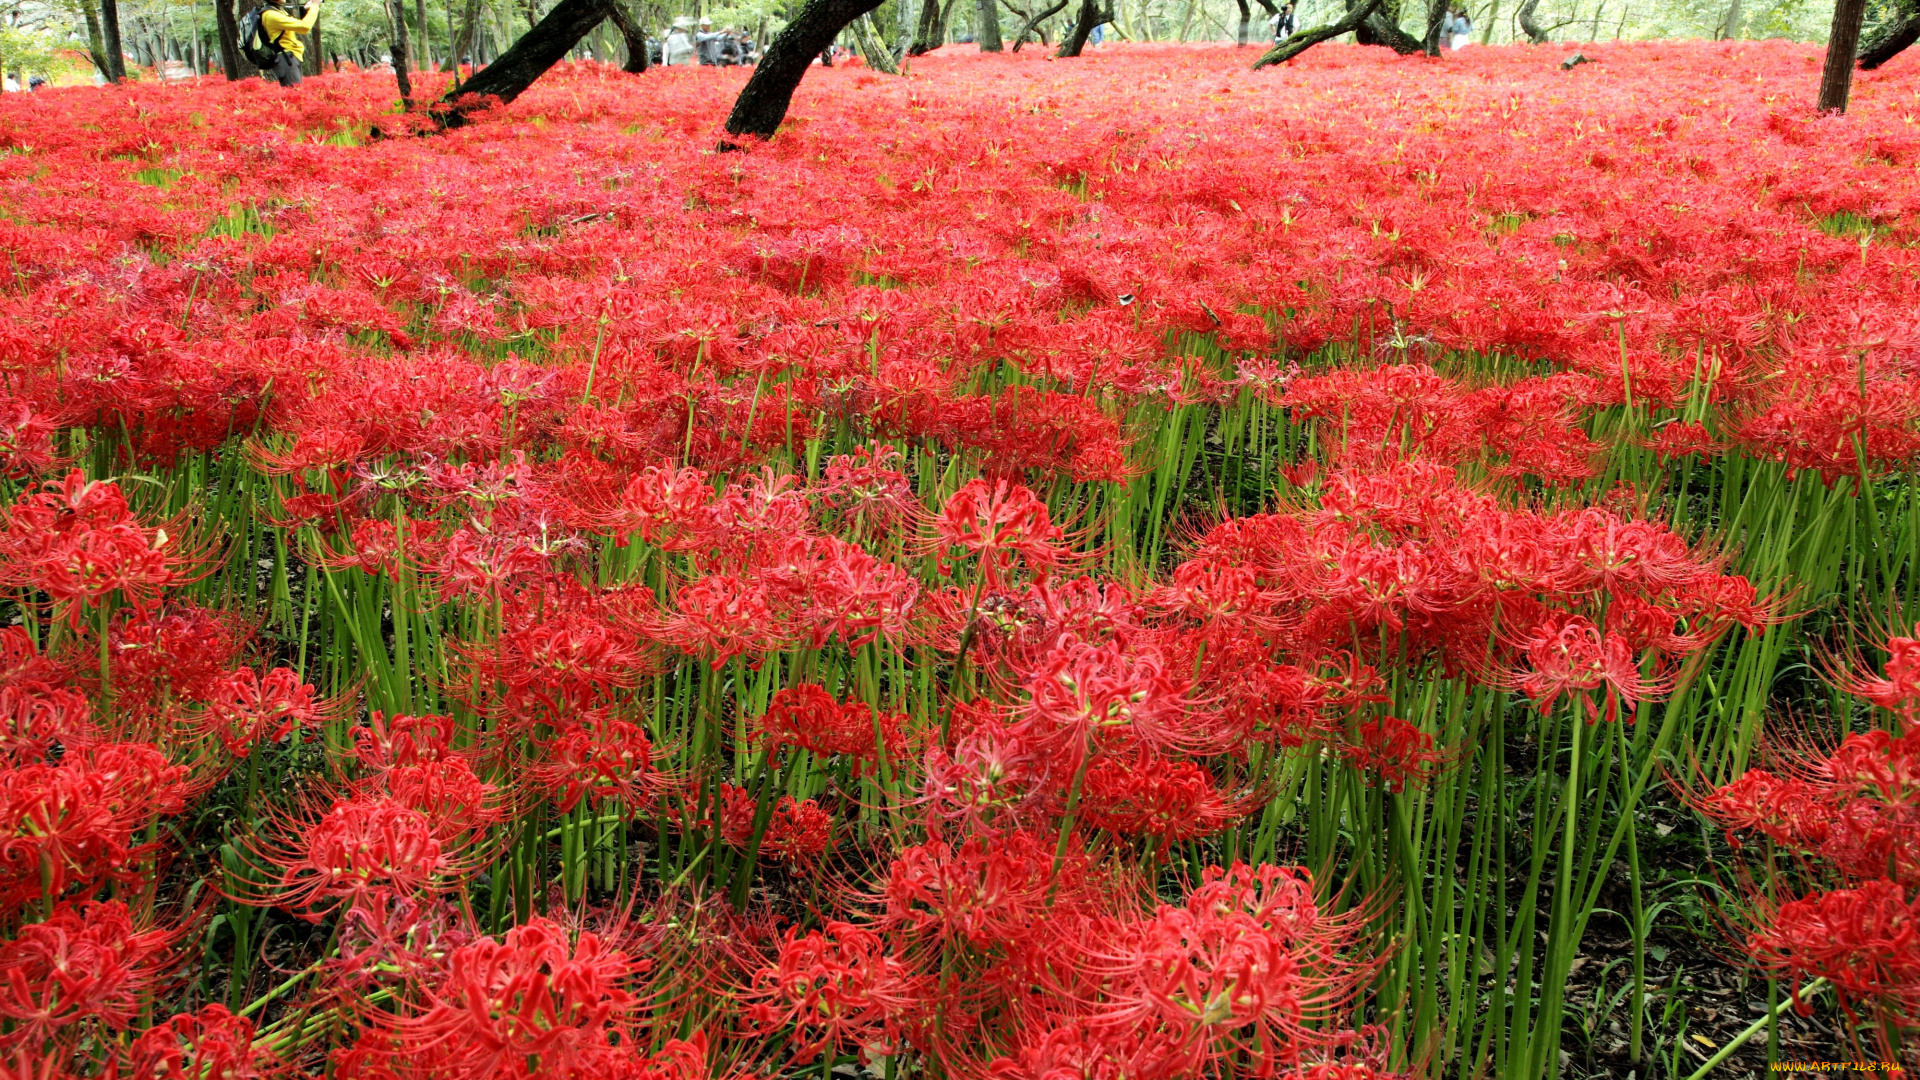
left=0, top=37, right=1917, bottom=1079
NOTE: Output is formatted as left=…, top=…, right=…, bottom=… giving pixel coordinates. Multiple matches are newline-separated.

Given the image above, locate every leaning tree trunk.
left=722, top=0, right=887, bottom=140
left=1012, top=0, right=1068, bottom=48
left=1516, top=0, right=1547, bottom=41
left=603, top=0, right=649, bottom=70
left=1254, top=0, right=1380, bottom=64
left=101, top=0, right=128, bottom=79
left=1818, top=0, right=1870, bottom=111
left=1057, top=0, right=1099, bottom=54
left=439, top=0, right=614, bottom=124
left=1859, top=0, right=1919, bottom=68
left=976, top=0, right=1005, bottom=48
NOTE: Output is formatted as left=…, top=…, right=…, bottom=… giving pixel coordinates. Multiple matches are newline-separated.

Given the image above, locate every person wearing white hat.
left=664, top=17, right=696, bottom=64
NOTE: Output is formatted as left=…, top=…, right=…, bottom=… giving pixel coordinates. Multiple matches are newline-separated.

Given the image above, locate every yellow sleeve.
left=260, top=7, right=316, bottom=37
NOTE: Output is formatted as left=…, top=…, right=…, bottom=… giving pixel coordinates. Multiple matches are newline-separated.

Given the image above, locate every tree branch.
left=1252, top=0, right=1381, bottom=66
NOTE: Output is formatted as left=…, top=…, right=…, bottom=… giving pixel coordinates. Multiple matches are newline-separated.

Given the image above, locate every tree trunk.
left=1057, top=0, right=1099, bottom=53
left=910, top=0, right=941, bottom=53
left=1423, top=0, right=1446, bottom=52
left=447, top=0, right=481, bottom=69
left=439, top=0, right=614, bottom=125
left=1354, top=0, right=1423, bottom=49
left=82, top=0, right=114, bottom=78
left=1254, top=0, right=1379, bottom=62
left=1012, top=0, right=1068, bottom=47
left=215, top=0, right=250, bottom=76
left=1515, top=0, right=1546, bottom=40
left=604, top=0, right=649, bottom=69
left=976, top=0, right=1004, bottom=48
left=386, top=0, right=415, bottom=106
left=412, top=0, right=434, bottom=65
left=1818, top=0, right=1870, bottom=111
left=850, top=12, right=900, bottom=69
left=722, top=0, right=887, bottom=139
left=1234, top=0, right=1250, bottom=42
left=101, top=0, right=128, bottom=79
left=1859, top=0, right=1918, bottom=68
left=304, top=13, right=323, bottom=75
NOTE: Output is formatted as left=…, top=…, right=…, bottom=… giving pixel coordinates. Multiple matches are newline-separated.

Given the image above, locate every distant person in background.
left=663, top=18, right=695, bottom=64
left=1269, top=1, right=1296, bottom=41
left=259, top=0, right=321, bottom=86
left=1448, top=7, right=1473, bottom=48
left=1089, top=22, right=1104, bottom=44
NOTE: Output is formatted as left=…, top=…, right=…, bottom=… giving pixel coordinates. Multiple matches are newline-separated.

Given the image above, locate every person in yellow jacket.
left=259, top=0, right=320, bottom=86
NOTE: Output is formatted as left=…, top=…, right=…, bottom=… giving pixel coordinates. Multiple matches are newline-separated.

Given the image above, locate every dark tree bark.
left=101, top=0, right=128, bottom=79
left=438, top=0, right=614, bottom=125
left=1012, top=0, right=1068, bottom=48
left=1422, top=0, right=1446, bottom=52
left=976, top=0, right=1004, bottom=48
left=1234, top=0, right=1251, bottom=42
left=1515, top=0, right=1547, bottom=41
left=1859, top=0, right=1918, bottom=68
left=910, top=0, right=941, bottom=54
left=1819, top=0, right=1871, bottom=110
left=604, top=0, right=649, bottom=70
left=446, top=0, right=481, bottom=70
left=82, top=1, right=114, bottom=77
left=1057, top=0, right=1101, bottom=54
left=304, top=12, right=322, bottom=75
left=1353, top=0, right=1422, bottom=50
left=1253, top=0, right=1380, bottom=64
left=722, top=0, right=887, bottom=140
left=415, top=0, right=435, bottom=66
left=384, top=0, right=415, bottom=105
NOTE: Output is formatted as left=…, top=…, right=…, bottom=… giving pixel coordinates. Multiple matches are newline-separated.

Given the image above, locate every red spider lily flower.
left=934, top=479, right=1067, bottom=587
left=0, top=684, right=94, bottom=766
left=986, top=1017, right=1193, bottom=1080
left=227, top=795, right=478, bottom=922
left=1505, top=614, right=1673, bottom=723
left=758, top=684, right=907, bottom=768
left=1640, top=420, right=1726, bottom=462
left=743, top=920, right=930, bottom=1065
left=1078, top=750, right=1250, bottom=843
left=0, top=900, right=184, bottom=1052
left=0, top=397, right=61, bottom=479
left=716, top=783, right=833, bottom=865
left=652, top=573, right=788, bottom=669
left=1830, top=627, right=1920, bottom=721
left=879, top=828, right=1107, bottom=951
left=352, top=712, right=463, bottom=772
left=820, top=443, right=916, bottom=538
left=1742, top=879, right=1920, bottom=1014
left=1341, top=717, right=1441, bottom=794
left=377, top=757, right=510, bottom=836
left=0, top=471, right=210, bottom=625
left=198, top=666, right=328, bottom=758
left=127, top=1003, right=283, bottom=1080
left=0, top=744, right=185, bottom=912
left=1076, top=863, right=1375, bottom=1076
left=531, top=714, right=663, bottom=813
left=335, top=917, right=647, bottom=1080
left=1018, top=635, right=1219, bottom=767
left=606, top=463, right=720, bottom=550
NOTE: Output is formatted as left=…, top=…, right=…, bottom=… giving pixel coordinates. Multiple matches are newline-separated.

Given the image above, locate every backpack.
left=238, top=8, right=282, bottom=69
